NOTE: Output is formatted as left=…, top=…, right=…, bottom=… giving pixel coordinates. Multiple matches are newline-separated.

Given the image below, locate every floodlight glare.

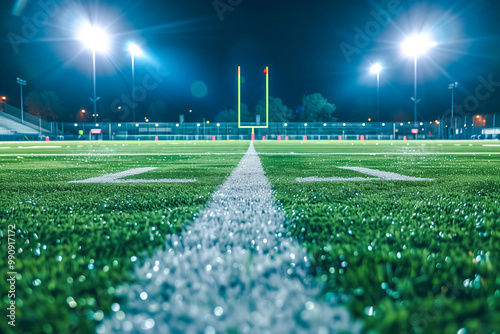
left=78, top=25, right=110, bottom=52
left=128, top=42, right=143, bottom=56
left=402, top=34, right=437, bottom=125
left=402, top=34, right=437, bottom=57
left=370, top=62, right=382, bottom=74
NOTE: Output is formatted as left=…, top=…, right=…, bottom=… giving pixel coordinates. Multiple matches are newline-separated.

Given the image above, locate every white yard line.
left=99, top=142, right=361, bottom=334
left=17, top=146, right=61, bottom=149
left=297, top=167, right=433, bottom=182
left=339, top=167, right=433, bottom=181
left=69, top=167, right=196, bottom=183
left=298, top=176, right=376, bottom=182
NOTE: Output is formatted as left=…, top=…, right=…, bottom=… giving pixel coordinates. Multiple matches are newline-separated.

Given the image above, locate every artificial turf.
left=1, top=140, right=499, bottom=334
left=0, top=144, right=243, bottom=334
left=256, top=141, right=500, bottom=334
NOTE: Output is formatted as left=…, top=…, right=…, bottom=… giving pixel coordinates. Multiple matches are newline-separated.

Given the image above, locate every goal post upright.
left=238, top=66, right=241, bottom=128
left=237, top=66, right=269, bottom=140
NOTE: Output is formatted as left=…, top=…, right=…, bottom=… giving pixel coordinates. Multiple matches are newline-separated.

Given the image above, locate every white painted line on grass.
left=17, top=146, right=62, bottom=149
left=69, top=167, right=196, bottom=183
left=298, top=176, right=376, bottom=182
left=100, top=142, right=361, bottom=334
left=483, top=144, right=500, bottom=147
left=297, top=167, right=433, bottom=182
left=340, top=167, right=433, bottom=181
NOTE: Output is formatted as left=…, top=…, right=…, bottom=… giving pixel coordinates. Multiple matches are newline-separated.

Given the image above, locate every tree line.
left=19, top=91, right=367, bottom=123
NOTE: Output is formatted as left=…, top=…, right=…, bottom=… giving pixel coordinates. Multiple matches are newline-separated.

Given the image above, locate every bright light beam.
left=370, top=62, right=382, bottom=74
left=128, top=42, right=143, bottom=56
left=402, top=34, right=437, bottom=57
left=78, top=25, right=110, bottom=52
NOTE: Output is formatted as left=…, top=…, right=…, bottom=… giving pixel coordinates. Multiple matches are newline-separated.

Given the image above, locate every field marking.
left=100, top=142, right=361, bottom=333
left=17, top=146, right=61, bottom=149
left=2, top=152, right=500, bottom=158
left=483, top=144, right=500, bottom=147
left=69, top=167, right=196, bottom=183
left=297, top=167, right=433, bottom=182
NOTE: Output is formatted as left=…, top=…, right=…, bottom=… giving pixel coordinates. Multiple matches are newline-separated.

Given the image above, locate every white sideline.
left=99, top=142, right=361, bottom=334
left=69, top=167, right=196, bottom=183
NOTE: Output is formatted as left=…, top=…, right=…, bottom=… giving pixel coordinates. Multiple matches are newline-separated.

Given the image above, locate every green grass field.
left=1, top=140, right=499, bottom=334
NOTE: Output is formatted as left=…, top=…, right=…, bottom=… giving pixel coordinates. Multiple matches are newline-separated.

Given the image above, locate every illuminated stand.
left=238, top=66, right=269, bottom=140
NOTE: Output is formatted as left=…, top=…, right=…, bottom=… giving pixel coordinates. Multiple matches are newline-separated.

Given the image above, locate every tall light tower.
left=78, top=25, right=110, bottom=123
left=17, top=78, right=27, bottom=123
left=448, top=82, right=458, bottom=139
left=370, top=63, right=382, bottom=122
left=402, top=34, right=437, bottom=125
left=128, top=43, right=143, bottom=122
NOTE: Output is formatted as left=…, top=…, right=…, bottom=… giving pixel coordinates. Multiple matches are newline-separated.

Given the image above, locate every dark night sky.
left=1, top=0, right=500, bottom=123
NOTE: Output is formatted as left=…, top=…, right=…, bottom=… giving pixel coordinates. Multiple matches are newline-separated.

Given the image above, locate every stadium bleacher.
left=0, top=111, right=39, bottom=134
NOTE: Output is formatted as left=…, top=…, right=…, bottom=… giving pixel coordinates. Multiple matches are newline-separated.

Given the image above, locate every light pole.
left=78, top=25, right=109, bottom=124
left=1, top=96, right=7, bottom=112
left=370, top=63, right=382, bottom=122
left=128, top=43, right=143, bottom=122
left=217, top=123, right=220, bottom=139
left=402, top=34, right=437, bottom=126
left=284, top=123, right=288, bottom=138
left=448, top=82, right=458, bottom=139
left=17, top=78, right=27, bottom=123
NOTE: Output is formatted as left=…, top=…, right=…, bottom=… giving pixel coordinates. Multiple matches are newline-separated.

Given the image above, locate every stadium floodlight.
left=402, top=34, right=436, bottom=125
left=128, top=43, right=143, bottom=122
left=128, top=42, right=143, bottom=57
left=370, top=62, right=382, bottom=74
left=402, top=34, right=436, bottom=57
left=78, top=24, right=110, bottom=123
left=370, top=63, right=382, bottom=122
left=78, top=25, right=110, bottom=52
left=1, top=96, right=6, bottom=112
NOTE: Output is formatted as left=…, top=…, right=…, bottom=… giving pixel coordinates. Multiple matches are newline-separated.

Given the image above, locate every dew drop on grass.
left=364, top=306, right=374, bottom=316
left=214, top=306, right=224, bottom=316
left=140, top=292, right=148, bottom=300
left=93, top=310, right=104, bottom=321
